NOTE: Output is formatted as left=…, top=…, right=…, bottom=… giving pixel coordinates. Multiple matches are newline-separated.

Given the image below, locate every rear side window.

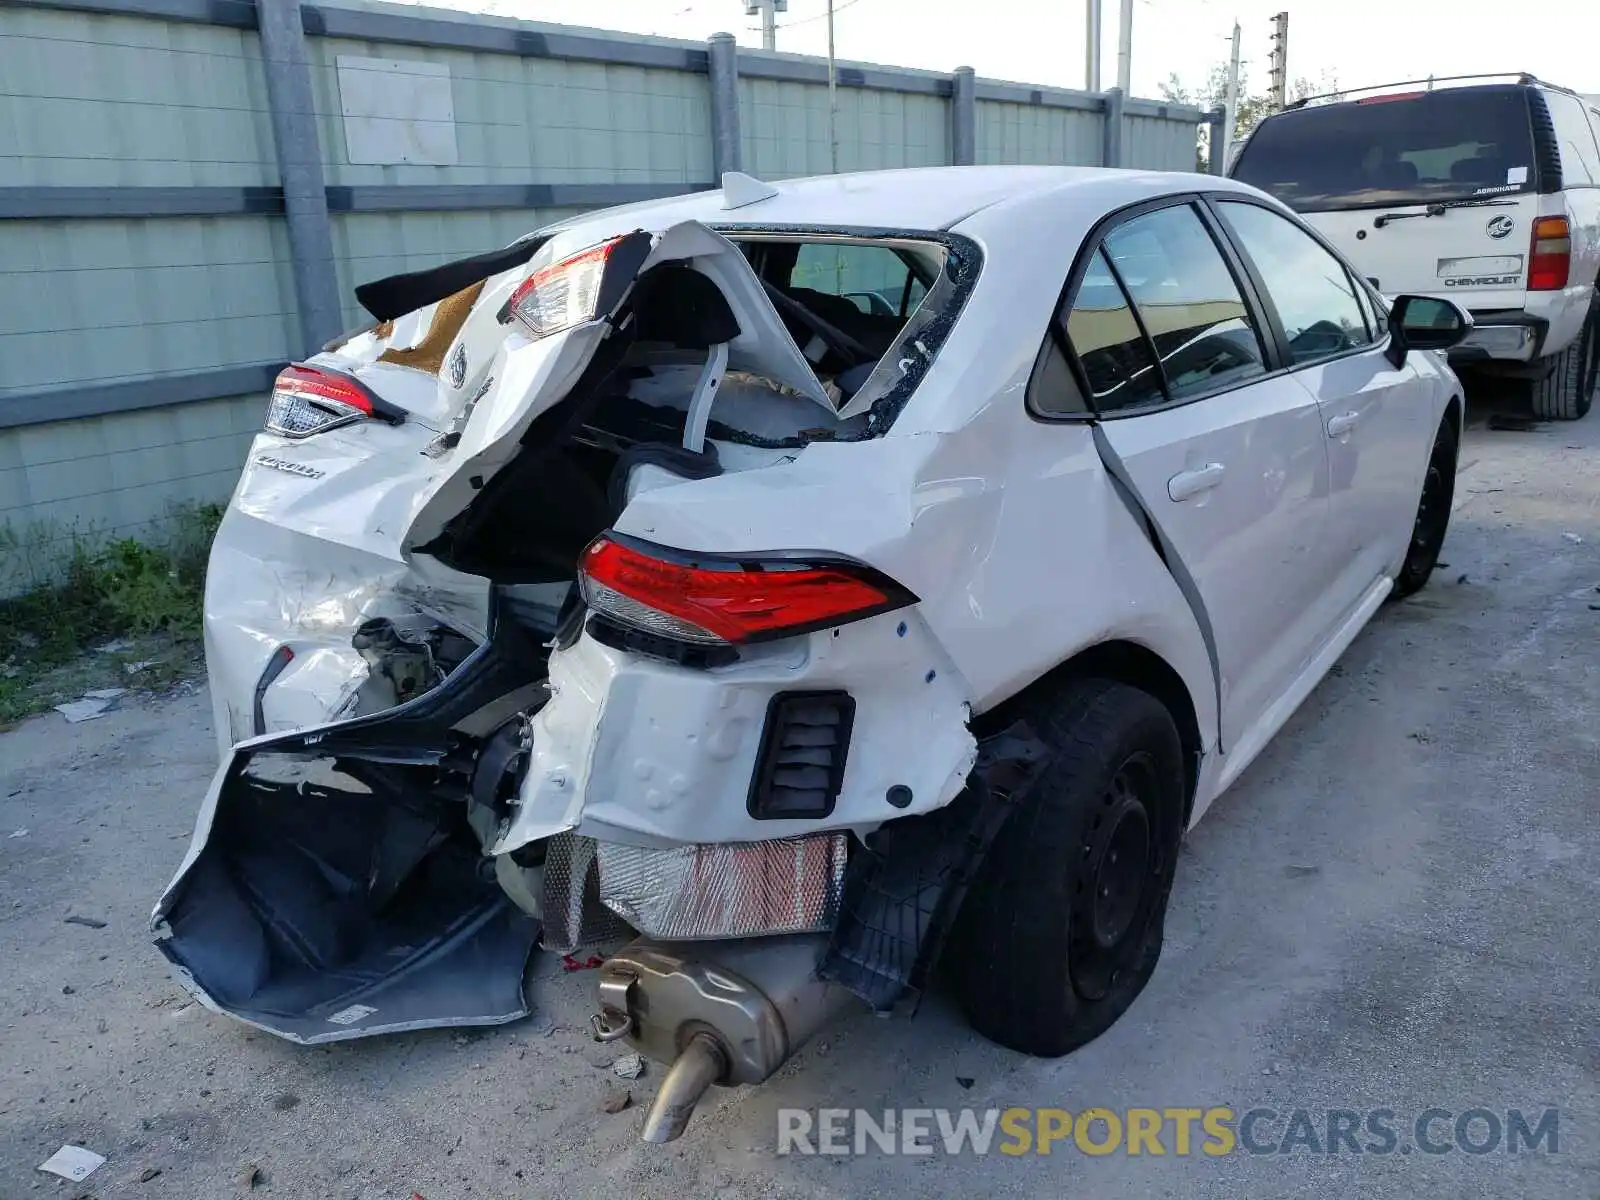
left=1217, top=201, right=1373, bottom=365
left=1546, top=92, right=1600, bottom=186
left=1232, top=87, right=1537, bottom=211
left=1063, top=250, right=1165, bottom=412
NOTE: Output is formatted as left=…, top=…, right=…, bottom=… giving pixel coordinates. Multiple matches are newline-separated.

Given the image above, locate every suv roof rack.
left=1285, top=72, right=1575, bottom=110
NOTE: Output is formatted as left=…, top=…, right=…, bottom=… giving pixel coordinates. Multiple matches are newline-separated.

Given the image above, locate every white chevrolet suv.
left=1232, top=75, right=1600, bottom=419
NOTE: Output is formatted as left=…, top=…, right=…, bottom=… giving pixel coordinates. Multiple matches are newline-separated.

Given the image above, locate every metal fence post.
left=257, top=0, right=343, bottom=354
left=1205, top=106, right=1228, bottom=174
left=1101, top=87, right=1125, bottom=168
left=950, top=66, right=976, bottom=165
left=707, top=33, right=743, bottom=179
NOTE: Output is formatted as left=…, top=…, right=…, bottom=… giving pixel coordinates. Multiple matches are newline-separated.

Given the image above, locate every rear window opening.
left=414, top=231, right=975, bottom=586
left=1232, top=86, right=1539, bottom=212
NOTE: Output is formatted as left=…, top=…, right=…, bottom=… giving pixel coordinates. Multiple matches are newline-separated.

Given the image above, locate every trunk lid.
left=392, top=220, right=835, bottom=555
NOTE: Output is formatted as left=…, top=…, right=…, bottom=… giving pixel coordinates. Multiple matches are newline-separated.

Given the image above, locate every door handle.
left=1327, top=410, right=1363, bottom=437
left=1168, top=462, right=1226, bottom=502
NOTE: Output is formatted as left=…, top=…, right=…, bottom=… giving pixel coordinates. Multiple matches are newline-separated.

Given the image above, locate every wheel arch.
left=973, top=638, right=1204, bottom=825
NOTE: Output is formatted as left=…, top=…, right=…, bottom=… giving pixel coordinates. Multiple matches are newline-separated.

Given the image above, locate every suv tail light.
left=265, top=365, right=400, bottom=439
left=1529, top=216, right=1571, bottom=291
left=578, top=534, right=916, bottom=648
left=501, top=231, right=651, bottom=340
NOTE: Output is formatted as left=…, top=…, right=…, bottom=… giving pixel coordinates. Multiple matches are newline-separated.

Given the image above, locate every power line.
left=762, top=0, right=866, bottom=30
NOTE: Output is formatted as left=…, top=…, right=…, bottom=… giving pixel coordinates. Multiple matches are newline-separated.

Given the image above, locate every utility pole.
left=1116, top=0, right=1132, bottom=94
left=1220, top=21, right=1241, bottom=173
left=1085, top=0, right=1102, bottom=92
left=826, top=0, right=838, bottom=172
left=744, top=0, right=783, bottom=51
left=1267, top=11, right=1289, bottom=110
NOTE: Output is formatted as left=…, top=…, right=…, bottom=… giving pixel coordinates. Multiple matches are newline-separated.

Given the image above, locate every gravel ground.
left=2, top=400, right=1597, bottom=1199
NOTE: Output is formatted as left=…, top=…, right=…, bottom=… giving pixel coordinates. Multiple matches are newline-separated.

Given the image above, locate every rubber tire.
left=947, top=678, right=1185, bottom=1059
left=1392, top=414, right=1459, bottom=599
left=1529, top=310, right=1595, bottom=421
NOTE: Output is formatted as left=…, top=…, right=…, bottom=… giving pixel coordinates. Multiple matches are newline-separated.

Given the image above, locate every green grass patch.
left=0, top=504, right=223, bottom=725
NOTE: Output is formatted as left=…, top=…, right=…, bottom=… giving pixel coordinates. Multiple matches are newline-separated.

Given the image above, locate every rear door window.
left=1231, top=87, right=1537, bottom=211
left=1101, top=204, right=1269, bottom=403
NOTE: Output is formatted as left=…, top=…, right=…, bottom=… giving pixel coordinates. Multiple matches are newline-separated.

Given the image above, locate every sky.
left=402, top=0, right=1599, bottom=104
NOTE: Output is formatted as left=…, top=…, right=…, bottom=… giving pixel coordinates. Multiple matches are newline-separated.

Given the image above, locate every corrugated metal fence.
left=0, top=0, right=1203, bottom=582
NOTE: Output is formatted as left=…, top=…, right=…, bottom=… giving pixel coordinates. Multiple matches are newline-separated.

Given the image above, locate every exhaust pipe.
left=592, top=934, right=855, bottom=1143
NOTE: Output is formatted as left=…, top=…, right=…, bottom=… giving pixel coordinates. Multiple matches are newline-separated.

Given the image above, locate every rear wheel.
left=947, top=678, right=1185, bottom=1058
left=1393, top=413, right=1459, bottom=599
left=1529, top=309, right=1595, bottom=421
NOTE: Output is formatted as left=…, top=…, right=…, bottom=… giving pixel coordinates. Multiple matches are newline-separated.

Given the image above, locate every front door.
left=1072, top=200, right=1336, bottom=751
left=1213, top=197, right=1432, bottom=605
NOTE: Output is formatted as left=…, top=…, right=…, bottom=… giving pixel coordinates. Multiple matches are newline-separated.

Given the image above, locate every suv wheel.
left=1530, top=309, right=1596, bottom=421
left=947, top=677, right=1185, bottom=1058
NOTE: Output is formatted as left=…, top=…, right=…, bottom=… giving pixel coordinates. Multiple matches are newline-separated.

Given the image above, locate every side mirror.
left=1385, top=294, right=1473, bottom=367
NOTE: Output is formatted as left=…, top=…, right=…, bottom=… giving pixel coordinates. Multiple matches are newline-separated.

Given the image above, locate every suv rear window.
left=1231, top=87, right=1537, bottom=212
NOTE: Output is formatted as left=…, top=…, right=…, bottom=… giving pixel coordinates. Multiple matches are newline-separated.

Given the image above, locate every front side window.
left=1216, top=201, right=1374, bottom=365
left=1101, top=204, right=1269, bottom=402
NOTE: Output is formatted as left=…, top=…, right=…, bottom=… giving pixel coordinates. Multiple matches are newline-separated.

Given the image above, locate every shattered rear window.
left=721, top=228, right=983, bottom=439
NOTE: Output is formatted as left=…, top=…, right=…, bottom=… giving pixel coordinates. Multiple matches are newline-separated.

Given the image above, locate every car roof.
left=537, top=166, right=1253, bottom=240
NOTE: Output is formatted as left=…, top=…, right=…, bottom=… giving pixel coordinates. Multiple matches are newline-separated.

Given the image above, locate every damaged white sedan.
left=154, top=166, right=1469, bottom=1141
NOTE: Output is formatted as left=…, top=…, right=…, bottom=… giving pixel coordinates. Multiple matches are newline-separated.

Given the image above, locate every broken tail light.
left=1528, top=216, right=1571, bottom=292
left=578, top=533, right=916, bottom=648
left=501, top=231, right=652, bottom=340
left=265, top=365, right=401, bottom=439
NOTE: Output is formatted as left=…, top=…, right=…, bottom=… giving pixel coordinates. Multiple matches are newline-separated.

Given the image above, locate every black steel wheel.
left=947, top=678, right=1185, bottom=1058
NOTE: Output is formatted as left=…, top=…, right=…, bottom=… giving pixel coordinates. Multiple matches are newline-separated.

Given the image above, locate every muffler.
left=591, top=934, right=856, bottom=1143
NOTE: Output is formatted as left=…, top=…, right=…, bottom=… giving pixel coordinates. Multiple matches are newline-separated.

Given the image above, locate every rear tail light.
left=265, top=365, right=399, bottom=438
left=501, top=231, right=651, bottom=340
left=1529, top=216, right=1571, bottom=291
left=578, top=534, right=916, bottom=648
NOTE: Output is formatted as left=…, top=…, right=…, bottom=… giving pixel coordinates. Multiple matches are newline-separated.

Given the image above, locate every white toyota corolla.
left=153, top=166, right=1469, bottom=1141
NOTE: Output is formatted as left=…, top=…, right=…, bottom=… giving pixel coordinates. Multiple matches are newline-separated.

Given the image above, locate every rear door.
left=1231, top=86, right=1542, bottom=306
left=1067, top=199, right=1338, bottom=752
left=1211, top=196, right=1430, bottom=602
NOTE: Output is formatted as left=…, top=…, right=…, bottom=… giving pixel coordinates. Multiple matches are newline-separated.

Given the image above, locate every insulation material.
left=596, top=834, right=847, bottom=941
left=378, top=281, right=485, bottom=376
left=539, top=832, right=634, bottom=954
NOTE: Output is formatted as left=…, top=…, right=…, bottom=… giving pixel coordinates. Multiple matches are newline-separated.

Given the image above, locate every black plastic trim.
left=583, top=613, right=739, bottom=669
left=251, top=645, right=296, bottom=737
left=357, top=235, right=550, bottom=322
left=746, top=690, right=855, bottom=821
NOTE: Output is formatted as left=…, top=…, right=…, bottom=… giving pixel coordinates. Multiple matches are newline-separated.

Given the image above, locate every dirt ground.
left=3, top=400, right=1597, bottom=1199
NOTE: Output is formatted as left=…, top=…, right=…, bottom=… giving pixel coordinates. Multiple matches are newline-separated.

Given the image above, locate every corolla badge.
left=448, top=343, right=468, bottom=389
left=1486, top=214, right=1515, bottom=240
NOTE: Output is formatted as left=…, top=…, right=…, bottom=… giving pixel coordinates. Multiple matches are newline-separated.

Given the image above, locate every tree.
left=1161, top=67, right=1339, bottom=171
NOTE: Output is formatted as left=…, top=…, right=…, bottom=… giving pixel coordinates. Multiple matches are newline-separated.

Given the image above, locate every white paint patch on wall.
left=336, top=56, right=458, bottom=167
